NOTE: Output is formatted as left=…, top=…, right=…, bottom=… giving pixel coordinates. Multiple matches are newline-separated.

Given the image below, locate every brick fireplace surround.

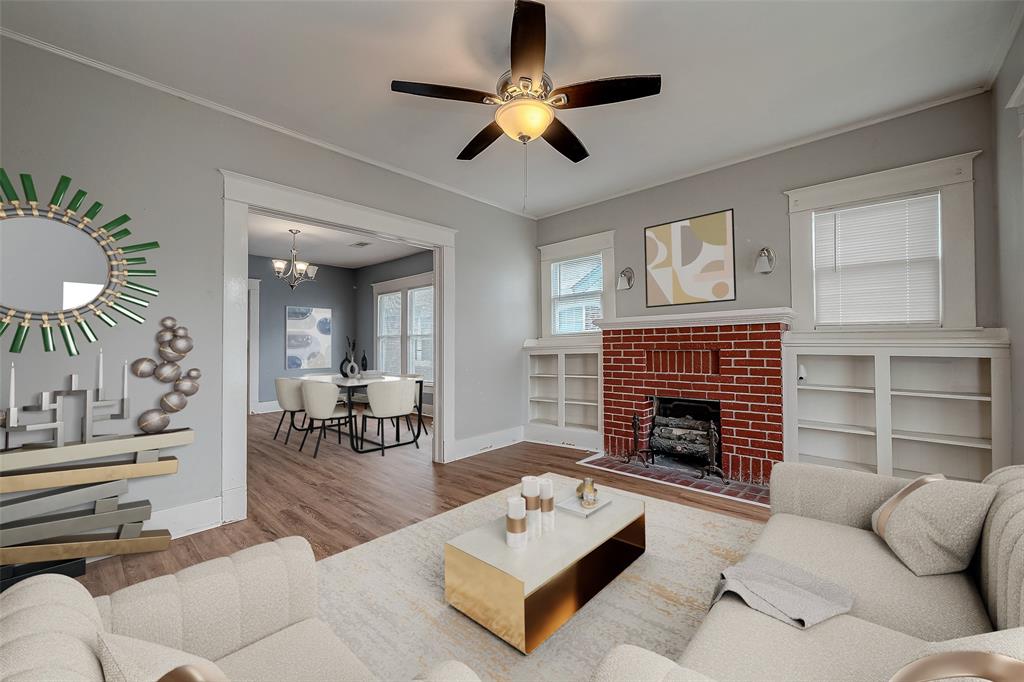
left=601, top=319, right=787, bottom=485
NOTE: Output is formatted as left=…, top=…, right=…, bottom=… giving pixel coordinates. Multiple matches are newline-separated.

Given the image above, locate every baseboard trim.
left=250, top=401, right=281, bottom=415
left=446, top=426, right=524, bottom=462
left=149, top=496, right=224, bottom=538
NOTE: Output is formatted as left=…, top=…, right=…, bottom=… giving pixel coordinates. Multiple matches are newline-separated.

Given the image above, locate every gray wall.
left=1, top=38, right=537, bottom=516
left=993, top=23, right=1024, bottom=465
left=353, top=251, right=434, bottom=370
left=538, top=93, right=999, bottom=327
left=248, top=256, right=356, bottom=403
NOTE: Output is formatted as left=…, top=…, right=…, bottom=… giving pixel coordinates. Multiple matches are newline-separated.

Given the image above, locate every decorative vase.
left=361, top=351, right=368, bottom=372
left=343, top=356, right=359, bottom=378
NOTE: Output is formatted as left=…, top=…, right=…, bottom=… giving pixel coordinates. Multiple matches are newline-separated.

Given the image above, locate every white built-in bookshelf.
left=523, top=339, right=602, bottom=450
left=782, top=330, right=1010, bottom=482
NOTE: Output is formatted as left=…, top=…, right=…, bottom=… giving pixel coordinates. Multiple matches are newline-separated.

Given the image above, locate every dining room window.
left=373, top=272, right=434, bottom=382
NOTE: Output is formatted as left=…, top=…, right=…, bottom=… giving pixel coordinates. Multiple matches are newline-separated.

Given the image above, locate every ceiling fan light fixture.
left=494, top=98, right=554, bottom=142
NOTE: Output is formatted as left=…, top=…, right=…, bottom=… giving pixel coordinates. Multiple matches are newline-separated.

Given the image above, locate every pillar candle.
left=521, top=476, right=541, bottom=539
left=122, top=361, right=129, bottom=400
left=97, top=348, right=104, bottom=398
left=539, top=478, right=555, bottom=532
left=8, top=362, right=14, bottom=408
left=506, top=496, right=527, bottom=549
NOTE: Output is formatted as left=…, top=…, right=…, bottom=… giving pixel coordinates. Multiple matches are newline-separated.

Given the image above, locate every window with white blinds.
left=551, top=253, right=603, bottom=335
left=813, top=193, right=941, bottom=326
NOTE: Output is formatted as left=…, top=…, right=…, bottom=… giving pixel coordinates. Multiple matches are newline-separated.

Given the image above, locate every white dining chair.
left=400, top=373, right=428, bottom=441
left=273, top=378, right=307, bottom=445
left=360, top=379, right=418, bottom=456
left=300, top=381, right=353, bottom=458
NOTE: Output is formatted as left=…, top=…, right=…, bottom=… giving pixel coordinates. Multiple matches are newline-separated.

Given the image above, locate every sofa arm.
left=770, top=462, right=905, bottom=529
left=102, top=536, right=317, bottom=662
left=593, top=645, right=717, bottom=682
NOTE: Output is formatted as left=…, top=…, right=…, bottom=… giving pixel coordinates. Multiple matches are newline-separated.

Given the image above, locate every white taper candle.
left=8, top=362, right=14, bottom=408
left=97, top=348, right=104, bottom=397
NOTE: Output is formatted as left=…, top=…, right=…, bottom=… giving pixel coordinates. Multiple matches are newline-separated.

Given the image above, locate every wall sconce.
left=754, top=247, right=776, bottom=275
left=616, top=267, right=635, bottom=291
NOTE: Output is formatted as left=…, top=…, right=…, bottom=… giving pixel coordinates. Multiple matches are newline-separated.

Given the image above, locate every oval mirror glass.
left=1, top=216, right=109, bottom=312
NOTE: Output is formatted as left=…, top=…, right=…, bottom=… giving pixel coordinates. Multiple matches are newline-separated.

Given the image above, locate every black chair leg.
left=274, top=411, right=286, bottom=440
left=314, top=423, right=325, bottom=458
left=361, top=415, right=367, bottom=449
left=284, top=412, right=295, bottom=445
left=299, top=419, right=314, bottom=451
left=337, top=418, right=342, bottom=444
left=380, top=424, right=386, bottom=457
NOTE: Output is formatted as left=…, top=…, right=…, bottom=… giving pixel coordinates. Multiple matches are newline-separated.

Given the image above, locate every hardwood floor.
left=78, top=412, right=767, bottom=596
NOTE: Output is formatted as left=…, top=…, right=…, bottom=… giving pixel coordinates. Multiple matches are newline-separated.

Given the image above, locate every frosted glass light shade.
left=295, top=261, right=309, bottom=275
left=305, top=265, right=319, bottom=279
left=271, top=259, right=287, bottom=275
left=495, top=99, right=555, bottom=142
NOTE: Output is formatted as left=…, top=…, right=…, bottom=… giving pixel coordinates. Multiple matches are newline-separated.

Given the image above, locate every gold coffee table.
left=444, top=479, right=646, bottom=654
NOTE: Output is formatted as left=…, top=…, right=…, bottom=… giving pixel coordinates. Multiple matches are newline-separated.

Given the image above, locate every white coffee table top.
left=445, top=478, right=645, bottom=595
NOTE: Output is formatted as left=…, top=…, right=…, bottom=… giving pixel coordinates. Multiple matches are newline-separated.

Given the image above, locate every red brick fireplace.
left=601, top=316, right=787, bottom=485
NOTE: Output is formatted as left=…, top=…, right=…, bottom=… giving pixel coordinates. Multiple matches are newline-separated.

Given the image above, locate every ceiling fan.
left=390, top=0, right=661, bottom=163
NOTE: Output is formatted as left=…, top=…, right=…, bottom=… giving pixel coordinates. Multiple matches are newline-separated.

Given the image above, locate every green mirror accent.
left=0, top=170, right=161, bottom=356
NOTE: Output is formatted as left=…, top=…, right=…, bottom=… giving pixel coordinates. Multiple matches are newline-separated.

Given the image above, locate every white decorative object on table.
left=521, top=475, right=541, bottom=539
left=540, top=477, right=555, bottom=532
left=506, top=496, right=527, bottom=550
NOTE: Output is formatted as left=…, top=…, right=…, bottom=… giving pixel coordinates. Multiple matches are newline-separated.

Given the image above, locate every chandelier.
left=272, top=229, right=318, bottom=289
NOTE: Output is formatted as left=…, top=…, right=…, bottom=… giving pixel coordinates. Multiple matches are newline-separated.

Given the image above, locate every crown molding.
left=595, top=307, right=796, bottom=330
left=0, top=28, right=534, bottom=221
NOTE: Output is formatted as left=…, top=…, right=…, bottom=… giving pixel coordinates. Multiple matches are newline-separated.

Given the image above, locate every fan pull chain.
left=522, top=141, right=529, bottom=214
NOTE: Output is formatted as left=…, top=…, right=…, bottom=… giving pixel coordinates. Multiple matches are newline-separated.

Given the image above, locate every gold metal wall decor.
left=0, top=169, right=160, bottom=356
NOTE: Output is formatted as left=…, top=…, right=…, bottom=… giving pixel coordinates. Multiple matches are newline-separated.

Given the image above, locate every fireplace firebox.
left=649, top=397, right=726, bottom=483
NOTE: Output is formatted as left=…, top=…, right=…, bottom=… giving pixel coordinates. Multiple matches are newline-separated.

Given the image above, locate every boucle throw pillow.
left=97, top=632, right=227, bottom=682
left=871, top=473, right=996, bottom=576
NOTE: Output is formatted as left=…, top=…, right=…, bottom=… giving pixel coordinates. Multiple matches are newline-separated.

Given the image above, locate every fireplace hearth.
left=650, top=397, right=726, bottom=483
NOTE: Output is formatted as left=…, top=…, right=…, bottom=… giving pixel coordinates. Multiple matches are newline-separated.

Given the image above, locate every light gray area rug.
left=317, top=473, right=762, bottom=681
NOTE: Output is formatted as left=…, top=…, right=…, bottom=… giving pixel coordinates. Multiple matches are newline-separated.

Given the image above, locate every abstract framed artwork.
left=285, top=306, right=332, bottom=369
left=644, top=209, right=736, bottom=307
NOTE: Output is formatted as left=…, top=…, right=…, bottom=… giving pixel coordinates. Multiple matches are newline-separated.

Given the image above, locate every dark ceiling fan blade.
left=510, top=0, right=546, bottom=90
left=457, top=121, right=504, bottom=160
left=541, top=117, right=588, bottom=163
left=550, top=75, right=662, bottom=109
left=391, top=80, right=497, bottom=104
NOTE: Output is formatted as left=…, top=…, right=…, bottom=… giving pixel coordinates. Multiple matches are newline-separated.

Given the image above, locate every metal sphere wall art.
left=131, top=316, right=201, bottom=434
left=0, top=169, right=161, bottom=356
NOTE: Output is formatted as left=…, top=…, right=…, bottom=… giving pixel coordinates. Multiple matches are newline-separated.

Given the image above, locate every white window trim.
left=785, top=151, right=980, bottom=332
left=372, top=271, right=435, bottom=385
left=538, top=231, right=616, bottom=339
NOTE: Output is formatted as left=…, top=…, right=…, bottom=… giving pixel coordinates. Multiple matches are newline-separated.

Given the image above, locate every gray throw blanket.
left=712, top=552, right=854, bottom=629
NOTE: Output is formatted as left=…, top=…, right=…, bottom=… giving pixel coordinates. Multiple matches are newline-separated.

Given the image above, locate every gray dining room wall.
left=248, top=255, right=357, bottom=403
left=0, top=38, right=536, bottom=523
left=352, top=250, right=434, bottom=371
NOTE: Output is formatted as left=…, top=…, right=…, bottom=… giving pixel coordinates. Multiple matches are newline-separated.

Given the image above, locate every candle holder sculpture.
left=131, top=317, right=201, bottom=434
left=0, top=364, right=129, bottom=451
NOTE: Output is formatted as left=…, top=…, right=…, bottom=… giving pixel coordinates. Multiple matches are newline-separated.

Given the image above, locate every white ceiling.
left=3, top=1, right=1021, bottom=218
left=248, top=214, right=426, bottom=269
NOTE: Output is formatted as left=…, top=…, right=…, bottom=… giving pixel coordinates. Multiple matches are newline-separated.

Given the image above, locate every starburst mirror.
left=0, top=169, right=160, bottom=356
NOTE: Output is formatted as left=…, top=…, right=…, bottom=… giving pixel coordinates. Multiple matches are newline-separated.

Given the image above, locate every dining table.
left=299, top=373, right=425, bottom=453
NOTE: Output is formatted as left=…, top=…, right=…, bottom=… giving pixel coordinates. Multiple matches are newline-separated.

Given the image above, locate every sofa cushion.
left=754, top=513, right=991, bottom=640
left=678, top=595, right=922, bottom=682
left=0, top=631, right=104, bottom=682
left=595, top=644, right=716, bottom=682
left=214, top=618, right=377, bottom=682
left=871, top=474, right=996, bottom=576
left=97, top=632, right=227, bottom=682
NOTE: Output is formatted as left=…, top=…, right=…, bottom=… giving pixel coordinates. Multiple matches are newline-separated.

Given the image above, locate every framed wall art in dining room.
left=285, top=305, right=332, bottom=369
left=644, top=208, right=736, bottom=307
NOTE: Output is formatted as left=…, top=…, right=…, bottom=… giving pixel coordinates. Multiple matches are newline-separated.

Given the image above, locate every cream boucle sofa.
left=595, top=463, right=1024, bottom=682
left=0, top=536, right=474, bottom=682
